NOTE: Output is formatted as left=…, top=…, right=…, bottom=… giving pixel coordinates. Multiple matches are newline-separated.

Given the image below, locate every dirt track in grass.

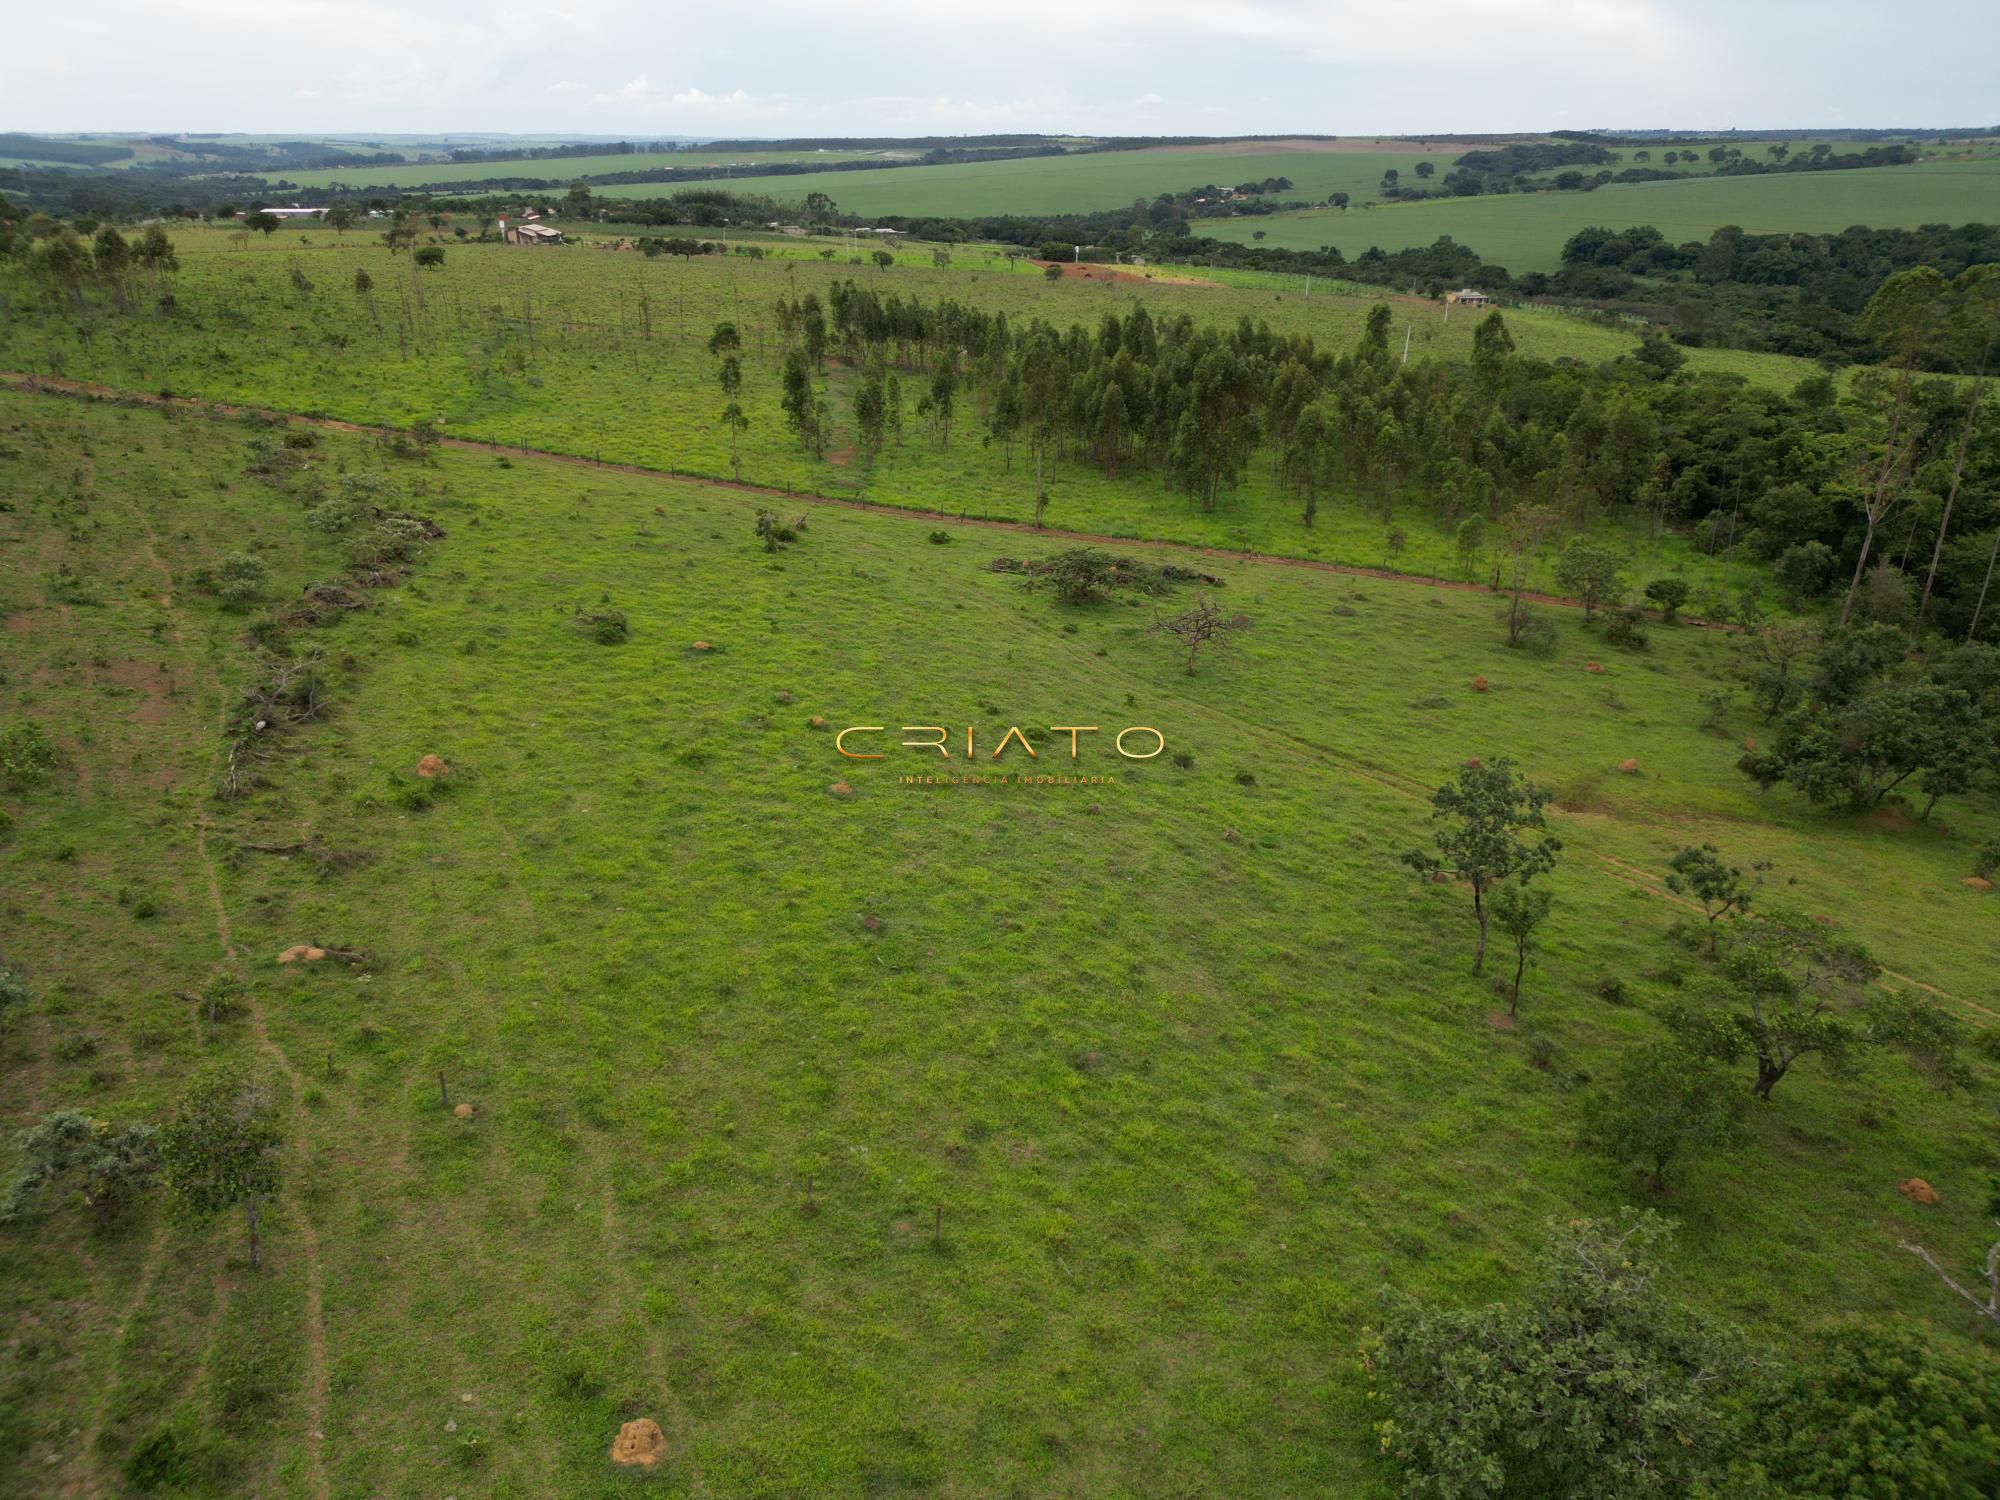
left=0, top=370, right=1740, bottom=632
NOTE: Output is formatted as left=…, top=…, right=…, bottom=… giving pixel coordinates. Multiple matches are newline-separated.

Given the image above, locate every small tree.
left=1403, top=759, right=1561, bottom=974
left=1660, top=910, right=1969, bottom=1099
left=1151, top=601, right=1239, bottom=675
left=160, top=1069, right=283, bottom=1269
left=719, top=401, right=749, bottom=481
left=1488, top=883, right=1552, bottom=1014
left=1643, top=576, right=1691, bottom=622
left=1554, top=537, right=1625, bottom=620
left=871, top=250, right=894, bottom=270
left=2, top=1111, right=160, bottom=1224
left=1368, top=1210, right=1746, bottom=1499
left=1664, top=843, right=1766, bottom=953
left=1453, top=515, right=1486, bottom=582
left=1583, top=1045, right=1745, bottom=1191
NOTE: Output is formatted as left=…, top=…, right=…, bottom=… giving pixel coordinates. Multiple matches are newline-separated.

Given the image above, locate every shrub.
left=0, top=721, right=58, bottom=789
left=1368, top=1211, right=1745, bottom=1498
left=1171, top=752, right=1195, bottom=770
left=192, top=552, right=269, bottom=608
left=927, top=530, right=952, bottom=545
left=1974, top=839, right=2000, bottom=880
left=1595, top=976, right=1628, bottom=1004
left=1602, top=604, right=1649, bottom=650
left=581, top=610, right=628, bottom=645
left=1033, top=548, right=1120, bottom=605
left=1, top=1110, right=160, bottom=1223
left=124, top=1428, right=196, bottom=1489
left=754, top=509, right=798, bottom=551
left=412, top=245, right=445, bottom=268
left=1733, top=1322, right=2000, bottom=1497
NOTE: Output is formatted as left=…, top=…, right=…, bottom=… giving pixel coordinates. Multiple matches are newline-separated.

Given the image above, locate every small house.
left=504, top=222, right=564, bottom=246
left=1446, top=288, right=1493, bottom=307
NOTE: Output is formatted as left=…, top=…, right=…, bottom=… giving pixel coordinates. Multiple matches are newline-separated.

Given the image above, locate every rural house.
left=503, top=222, right=564, bottom=245
left=1446, top=287, right=1494, bottom=307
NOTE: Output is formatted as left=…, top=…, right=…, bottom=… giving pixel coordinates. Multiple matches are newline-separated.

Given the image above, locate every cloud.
left=0, top=0, right=1989, bottom=136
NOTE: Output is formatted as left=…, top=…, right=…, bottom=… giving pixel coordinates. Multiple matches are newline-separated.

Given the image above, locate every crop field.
left=0, top=228, right=1816, bottom=596
left=270, top=149, right=918, bottom=193
left=1201, top=157, right=2000, bottom=270
left=1, top=384, right=1995, bottom=1496
left=592, top=138, right=1991, bottom=221
left=612, top=148, right=1476, bottom=218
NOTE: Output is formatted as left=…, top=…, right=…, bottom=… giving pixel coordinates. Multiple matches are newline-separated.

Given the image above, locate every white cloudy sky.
left=4, top=0, right=1993, bottom=136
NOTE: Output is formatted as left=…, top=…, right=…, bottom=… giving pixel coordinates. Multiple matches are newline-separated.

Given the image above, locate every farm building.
left=252, top=206, right=325, bottom=220
left=503, top=222, right=564, bottom=245
left=1446, top=287, right=1494, bottom=307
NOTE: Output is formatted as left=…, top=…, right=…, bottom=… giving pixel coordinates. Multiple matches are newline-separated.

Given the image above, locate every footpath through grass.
left=1, top=388, right=1994, bottom=1496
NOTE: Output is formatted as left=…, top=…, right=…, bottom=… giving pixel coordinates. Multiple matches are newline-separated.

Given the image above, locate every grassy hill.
left=1200, top=157, right=2000, bottom=271
left=0, top=225, right=1818, bottom=590
left=1, top=385, right=1994, bottom=1496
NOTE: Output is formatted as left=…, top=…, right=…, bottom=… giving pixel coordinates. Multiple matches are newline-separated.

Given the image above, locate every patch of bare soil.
left=611, top=1418, right=666, bottom=1468
left=278, top=945, right=328, bottom=964
left=101, top=658, right=179, bottom=725
left=415, top=755, right=449, bottom=778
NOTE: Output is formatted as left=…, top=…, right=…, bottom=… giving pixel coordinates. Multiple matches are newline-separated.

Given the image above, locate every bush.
left=581, top=610, right=628, bottom=645
left=1733, top=1322, right=2000, bottom=1497
left=1974, top=838, right=2000, bottom=880
left=1602, top=603, right=1649, bottom=651
left=412, top=245, right=445, bottom=268
left=1368, top=1210, right=1745, bottom=1498
left=0, top=721, right=58, bottom=789
left=927, top=530, right=953, bottom=545
left=124, top=1427, right=196, bottom=1489
left=192, top=552, right=269, bottom=608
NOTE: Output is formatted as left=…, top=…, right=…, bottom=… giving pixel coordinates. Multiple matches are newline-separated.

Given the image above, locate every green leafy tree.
left=1642, top=577, right=1690, bottom=621
left=1487, top=883, right=1552, bottom=1014
left=1660, top=910, right=1966, bottom=1099
left=1583, top=1045, right=1746, bottom=1191
left=2, top=1111, right=160, bottom=1224
left=1733, top=1322, right=2000, bottom=1493
left=1553, top=537, right=1625, bottom=619
left=1664, top=844, right=1766, bottom=952
left=243, top=211, right=280, bottom=238
left=1403, top=759, right=1561, bottom=974
left=160, top=1069, right=283, bottom=1268
left=1368, top=1210, right=1746, bottom=1499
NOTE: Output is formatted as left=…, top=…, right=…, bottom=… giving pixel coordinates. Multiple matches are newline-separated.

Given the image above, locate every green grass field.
left=1, top=385, right=1994, bottom=1496
left=0, top=226, right=1817, bottom=598
left=1201, top=157, right=2000, bottom=270
left=598, top=147, right=1452, bottom=216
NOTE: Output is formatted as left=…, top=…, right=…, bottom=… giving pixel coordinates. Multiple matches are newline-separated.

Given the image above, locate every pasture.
left=1, top=386, right=1994, bottom=1497
left=0, top=227, right=1811, bottom=597
left=1200, top=157, right=2000, bottom=270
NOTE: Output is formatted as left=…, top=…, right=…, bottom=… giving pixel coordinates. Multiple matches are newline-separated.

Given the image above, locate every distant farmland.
left=268, top=147, right=913, bottom=191
left=605, top=145, right=1499, bottom=216
left=1198, top=157, right=2000, bottom=271
left=582, top=137, right=1972, bottom=219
